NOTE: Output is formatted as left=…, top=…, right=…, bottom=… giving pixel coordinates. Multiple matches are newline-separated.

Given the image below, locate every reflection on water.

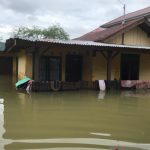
left=1, top=76, right=150, bottom=149
left=98, top=91, right=106, bottom=100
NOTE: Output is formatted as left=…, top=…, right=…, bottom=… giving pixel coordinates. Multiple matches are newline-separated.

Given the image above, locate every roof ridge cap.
left=102, top=6, right=150, bottom=28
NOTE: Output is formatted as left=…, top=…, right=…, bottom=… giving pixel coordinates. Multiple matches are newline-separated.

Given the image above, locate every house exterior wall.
left=17, top=50, right=33, bottom=79
left=15, top=25, right=150, bottom=82
left=139, top=54, right=150, bottom=80
left=108, top=27, right=150, bottom=46
left=107, top=26, right=150, bottom=80
left=26, top=53, right=33, bottom=79
left=16, top=48, right=150, bottom=82
left=18, top=50, right=26, bottom=79
left=83, top=55, right=92, bottom=81
left=124, top=27, right=150, bottom=46
left=92, top=52, right=150, bottom=81
left=92, top=52, right=106, bottom=80
left=40, top=48, right=92, bottom=82
left=92, top=52, right=120, bottom=81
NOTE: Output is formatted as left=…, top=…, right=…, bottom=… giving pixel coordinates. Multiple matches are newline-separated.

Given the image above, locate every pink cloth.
left=121, top=80, right=150, bottom=89
left=121, top=80, right=136, bottom=88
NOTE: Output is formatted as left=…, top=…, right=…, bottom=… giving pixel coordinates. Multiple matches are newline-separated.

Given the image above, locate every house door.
left=40, top=57, right=61, bottom=81
left=0, top=57, right=13, bottom=75
left=121, top=54, right=140, bottom=80
left=65, top=55, right=83, bottom=82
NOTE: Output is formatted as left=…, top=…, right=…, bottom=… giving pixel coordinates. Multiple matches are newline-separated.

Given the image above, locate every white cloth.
left=98, top=80, right=106, bottom=91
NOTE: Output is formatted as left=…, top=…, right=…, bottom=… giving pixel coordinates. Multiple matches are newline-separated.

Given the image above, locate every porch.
left=5, top=38, right=150, bottom=91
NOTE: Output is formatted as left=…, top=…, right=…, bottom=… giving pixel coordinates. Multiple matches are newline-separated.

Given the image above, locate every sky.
left=0, top=0, right=150, bottom=40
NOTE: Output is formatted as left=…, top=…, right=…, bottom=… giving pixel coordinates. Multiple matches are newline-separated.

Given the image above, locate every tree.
left=12, top=24, right=69, bottom=40
left=43, top=25, right=69, bottom=40
left=12, top=26, right=42, bottom=39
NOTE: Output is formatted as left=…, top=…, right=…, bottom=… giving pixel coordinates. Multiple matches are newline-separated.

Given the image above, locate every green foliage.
left=12, top=25, right=69, bottom=40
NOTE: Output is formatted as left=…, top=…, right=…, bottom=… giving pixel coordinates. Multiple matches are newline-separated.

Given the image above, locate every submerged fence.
left=31, top=81, right=100, bottom=92
left=31, top=80, right=121, bottom=92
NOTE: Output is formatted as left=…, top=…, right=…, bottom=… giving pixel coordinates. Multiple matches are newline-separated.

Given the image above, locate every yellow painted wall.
left=124, top=27, right=150, bottom=46
left=108, top=27, right=150, bottom=46
left=92, top=52, right=120, bottom=81
left=26, top=53, right=33, bottom=78
left=17, top=50, right=33, bottom=79
left=140, top=54, right=150, bottom=80
left=83, top=54, right=92, bottom=81
left=18, top=50, right=26, bottom=79
left=17, top=49, right=150, bottom=81
left=34, top=48, right=121, bottom=81
left=92, top=53, right=150, bottom=82
left=92, top=52, right=106, bottom=80
left=107, top=35, right=122, bottom=45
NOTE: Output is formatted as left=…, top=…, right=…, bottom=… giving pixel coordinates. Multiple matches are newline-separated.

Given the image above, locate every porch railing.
left=31, top=81, right=100, bottom=92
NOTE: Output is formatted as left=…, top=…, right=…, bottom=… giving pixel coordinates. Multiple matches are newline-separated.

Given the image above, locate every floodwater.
left=1, top=76, right=150, bottom=150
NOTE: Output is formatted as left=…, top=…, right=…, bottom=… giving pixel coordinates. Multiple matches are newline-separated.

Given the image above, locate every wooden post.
left=34, top=52, right=40, bottom=81
left=33, top=46, right=41, bottom=81
left=106, top=51, right=113, bottom=89
left=100, top=50, right=120, bottom=89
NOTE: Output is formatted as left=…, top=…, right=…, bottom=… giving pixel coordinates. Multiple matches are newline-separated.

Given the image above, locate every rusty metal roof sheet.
left=102, top=6, right=150, bottom=28
left=75, top=18, right=145, bottom=42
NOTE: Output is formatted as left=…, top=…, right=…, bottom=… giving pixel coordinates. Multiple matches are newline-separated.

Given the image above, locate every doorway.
left=120, top=54, right=140, bottom=80
left=65, top=55, right=83, bottom=82
left=40, top=57, right=61, bottom=81
left=0, top=57, right=13, bottom=75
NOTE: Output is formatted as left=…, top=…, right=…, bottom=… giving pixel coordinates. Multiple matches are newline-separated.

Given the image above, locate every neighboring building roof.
left=0, top=42, right=5, bottom=51
left=75, top=6, right=150, bottom=42
left=75, top=18, right=145, bottom=42
left=74, top=27, right=105, bottom=41
left=102, top=6, right=150, bottom=28
left=5, top=38, right=150, bottom=52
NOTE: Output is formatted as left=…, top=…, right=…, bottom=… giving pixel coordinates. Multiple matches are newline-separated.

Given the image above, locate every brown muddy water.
left=0, top=76, right=150, bottom=150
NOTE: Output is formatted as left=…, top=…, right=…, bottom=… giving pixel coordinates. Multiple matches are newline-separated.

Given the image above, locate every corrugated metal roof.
left=75, top=18, right=144, bottom=42
left=17, top=38, right=150, bottom=50
left=102, top=6, right=150, bottom=28
left=75, top=7, right=150, bottom=42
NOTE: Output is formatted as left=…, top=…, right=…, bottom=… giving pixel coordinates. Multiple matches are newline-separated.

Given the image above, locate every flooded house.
left=4, top=6, right=150, bottom=91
